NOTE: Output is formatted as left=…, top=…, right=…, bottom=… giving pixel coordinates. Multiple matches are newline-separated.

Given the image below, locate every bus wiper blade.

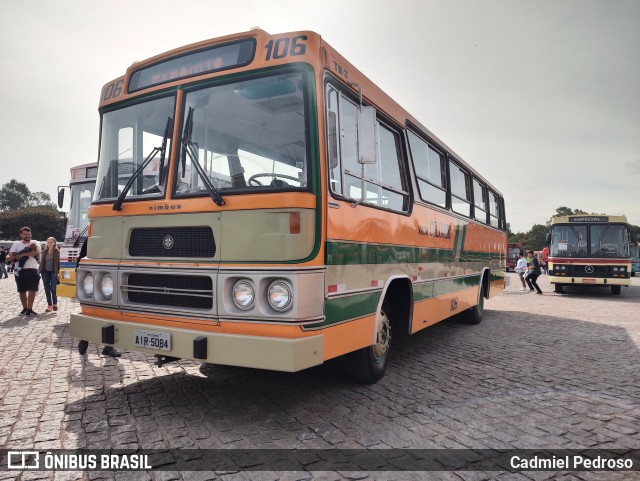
left=180, top=107, right=225, bottom=206
left=73, top=226, right=89, bottom=248
left=113, top=116, right=172, bottom=211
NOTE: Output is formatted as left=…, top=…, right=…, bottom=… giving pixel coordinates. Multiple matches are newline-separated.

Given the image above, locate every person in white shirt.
left=514, top=252, right=528, bottom=290
left=7, top=227, right=42, bottom=316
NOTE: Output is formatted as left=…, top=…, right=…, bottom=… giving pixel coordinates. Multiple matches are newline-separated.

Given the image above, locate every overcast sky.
left=1, top=0, right=638, bottom=233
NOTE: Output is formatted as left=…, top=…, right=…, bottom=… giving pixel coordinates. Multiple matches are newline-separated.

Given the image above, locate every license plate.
left=582, top=279, right=596, bottom=284
left=133, top=329, right=171, bottom=351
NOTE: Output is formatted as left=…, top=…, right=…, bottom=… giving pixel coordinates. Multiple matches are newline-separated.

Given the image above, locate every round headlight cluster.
left=100, top=274, right=114, bottom=299
left=268, top=281, right=293, bottom=312
left=232, top=280, right=255, bottom=310
left=83, top=273, right=94, bottom=296
left=231, top=278, right=294, bottom=312
left=61, top=270, right=72, bottom=280
left=560, top=266, right=566, bottom=271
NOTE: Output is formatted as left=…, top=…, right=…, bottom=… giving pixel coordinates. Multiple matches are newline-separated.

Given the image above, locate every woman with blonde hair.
left=39, top=237, right=60, bottom=312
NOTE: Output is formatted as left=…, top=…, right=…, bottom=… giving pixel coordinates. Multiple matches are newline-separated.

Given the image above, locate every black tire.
left=554, top=284, right=564, bottom=294
left=632, top=272, right=636, bottom=277
left=611, top=285, right=621, bottom=295
left=343, top=302, right=392, bottom=384
left=78, top=340, right=89, bottom=355
left=463, top=284, right=485, bottom=324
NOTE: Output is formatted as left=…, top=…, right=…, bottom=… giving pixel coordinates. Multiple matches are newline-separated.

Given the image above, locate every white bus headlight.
left=100, top=274, right=114, bottom=299
left=619, top=267, right=626, bottom=272
left=268, top=280, right=293, bottom=312
left=613, top=267, right=619, bottom=272
left=61, top=270, right=72, bottom=280
left=83, top=273, right=94, bottom=296
left=232, top=280, right=255, bottom=310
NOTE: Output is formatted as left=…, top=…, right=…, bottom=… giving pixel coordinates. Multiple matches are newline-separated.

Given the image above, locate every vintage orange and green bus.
left=70, top=29, right=507, bottom=383
left=548, top=215, right=634, bottom=295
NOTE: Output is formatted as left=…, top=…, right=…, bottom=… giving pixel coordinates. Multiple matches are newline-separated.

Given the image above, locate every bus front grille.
left=129, top=227, right=216, bottom=258
left=123, top=273, right=214, bottom=309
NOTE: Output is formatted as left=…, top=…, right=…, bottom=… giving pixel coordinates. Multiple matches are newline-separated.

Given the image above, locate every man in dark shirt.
left=526, top=250, right=543, bottom=294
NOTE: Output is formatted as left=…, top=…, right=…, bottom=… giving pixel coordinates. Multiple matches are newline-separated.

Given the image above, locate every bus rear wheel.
left=343, top=302, right=392, bottom=384
left=554, top=284, right=564, bottom=294
left=611, top=285, right=621, bottom=295
left=463, top=284, right=485, bottom=324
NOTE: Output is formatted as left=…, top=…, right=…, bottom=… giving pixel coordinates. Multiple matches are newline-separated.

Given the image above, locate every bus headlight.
left=83, top=273, right=94, bottom=296
left=619, top=267, right=626, bottom=272
left=232, top=280, right=255, bottom=310
left=61, top=270, right=72, bottom=280
left=100, top=274, right=114, bottom=299
left=267, top=280, right=293, bottom=312
left=613, top=267, right=619, bottom=272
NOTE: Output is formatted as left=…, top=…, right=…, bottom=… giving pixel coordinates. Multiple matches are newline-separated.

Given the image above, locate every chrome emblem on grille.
left=163, top=235, right=174, bottom=250
left=585, top=265, right=594, bottom=274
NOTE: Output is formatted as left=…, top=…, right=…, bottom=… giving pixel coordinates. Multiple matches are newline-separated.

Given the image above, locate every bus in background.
left=548, top=215, right=634, bottom=295
left=71, top=29, right=507, bottom=383
left=507, top=243, right=524, bottom=271
left=631, top=242, right=639, bottom=277
left=57, top=163, right=98, bottom=297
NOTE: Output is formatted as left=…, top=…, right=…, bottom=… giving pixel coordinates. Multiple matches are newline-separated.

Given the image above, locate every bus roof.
left=99, top=28, right=504, bottom=198
left=551, top=214, right=629, bottom=224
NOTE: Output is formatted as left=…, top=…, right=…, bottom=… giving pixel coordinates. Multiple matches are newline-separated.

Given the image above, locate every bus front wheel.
left=554, top=284, right=564, bottom=294
left=611, top=285, right=621, bottom=295
left=78, top=340, right=89, bottom=355
left=343, top=302, right=392, bottom=384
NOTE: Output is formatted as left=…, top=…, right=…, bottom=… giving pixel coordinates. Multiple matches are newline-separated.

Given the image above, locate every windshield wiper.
left=113, top=116, right=172, bottom=211
left=180, top=107, right=225, bottom=206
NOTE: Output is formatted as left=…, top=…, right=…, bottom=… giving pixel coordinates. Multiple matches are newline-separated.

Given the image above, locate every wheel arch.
left=373, top=275, right=413, bottom=344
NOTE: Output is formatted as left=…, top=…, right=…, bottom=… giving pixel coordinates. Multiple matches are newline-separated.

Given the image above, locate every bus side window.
left=407, top=131, right=446, bottom=208
left=489, top=191, right=500, bottom=228
left=327, top=84, right=408, bottom=212
left=449, top=160, right=471, bottom=217
left=472, top=178, right=488, bottom=224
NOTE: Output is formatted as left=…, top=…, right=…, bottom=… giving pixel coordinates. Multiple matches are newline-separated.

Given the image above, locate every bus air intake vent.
left=129, top=227, right=215, bottom=258
left=125, top=274, right=213, bottom=309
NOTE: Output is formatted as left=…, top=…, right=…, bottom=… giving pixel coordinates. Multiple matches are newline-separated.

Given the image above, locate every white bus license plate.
left=133, top=329, right=171, bottom=351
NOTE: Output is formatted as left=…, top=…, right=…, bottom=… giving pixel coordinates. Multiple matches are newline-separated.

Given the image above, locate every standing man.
left=0, top=247, right=8, bottom=278
left=515, top=252, right=528, bottom=291
left=8, top=227, right=42, bottom=316
left=525, top=249, right=543, bottom=295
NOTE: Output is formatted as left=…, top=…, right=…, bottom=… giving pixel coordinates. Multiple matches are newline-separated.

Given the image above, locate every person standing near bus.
left=0, top=247, right=8, bottom=278
left=39, top=237, right=60, bottom=312
left=515, top=252, right=528, bottom=290
left=7, top=227, right=41, bottom=316
left=525, top=250, right=543, bottom=294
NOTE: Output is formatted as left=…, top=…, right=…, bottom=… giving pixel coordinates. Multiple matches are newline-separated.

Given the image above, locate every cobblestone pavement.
left=1, top=273, right=639, bottom=481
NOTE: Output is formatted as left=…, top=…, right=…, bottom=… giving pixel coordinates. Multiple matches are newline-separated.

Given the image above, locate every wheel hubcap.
left=373, top=310, right=391, bottom=362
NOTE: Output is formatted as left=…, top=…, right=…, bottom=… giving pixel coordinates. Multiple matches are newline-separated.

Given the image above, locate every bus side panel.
left=411, top=284, right=479, bottom=333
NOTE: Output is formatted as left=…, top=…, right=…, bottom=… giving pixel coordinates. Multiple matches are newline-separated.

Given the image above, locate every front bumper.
left=70, top=313, right=324, bottom=372
left=549, top=275, right=631, bottom=286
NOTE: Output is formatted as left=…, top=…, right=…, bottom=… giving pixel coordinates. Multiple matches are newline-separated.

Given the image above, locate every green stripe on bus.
left=313, top=274, right=482, bottom=329
left=326, top=240, right=495, bottom=266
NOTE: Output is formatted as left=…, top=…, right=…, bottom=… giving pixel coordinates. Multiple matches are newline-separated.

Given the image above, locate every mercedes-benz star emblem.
left=585, top=265, right=594, bottom=274
left=163, top=235, right=174, bottom=250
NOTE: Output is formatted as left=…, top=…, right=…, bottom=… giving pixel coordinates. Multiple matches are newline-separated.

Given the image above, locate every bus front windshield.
left=94, top=96, right=175, bottom=202
left=66, top=182, right=96, bottom=241
left=175, top=71, right=308, bottom=195
left=590, top=225, right=630, bottom=258
left=550, top=224, right=630, bottom=258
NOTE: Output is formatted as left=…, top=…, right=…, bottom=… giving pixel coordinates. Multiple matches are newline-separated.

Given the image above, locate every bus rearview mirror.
left=357, top=106, right=376, bottom=165
left=327, top=111, right=338, bottom=169
left=57, top=186, right=67, bottom=209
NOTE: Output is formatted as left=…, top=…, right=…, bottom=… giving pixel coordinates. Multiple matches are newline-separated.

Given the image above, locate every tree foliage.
left=0, top=179, right=65, bottom=240
left=0, top=206, right=66, bottom=241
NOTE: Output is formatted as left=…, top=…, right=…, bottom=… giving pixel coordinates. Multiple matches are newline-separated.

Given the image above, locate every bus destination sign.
left=569, top=216, right=609, bottom=223
left=128, top=39, right=255, bottom=93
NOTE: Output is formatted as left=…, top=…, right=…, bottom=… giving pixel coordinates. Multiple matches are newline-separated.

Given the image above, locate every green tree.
left=523, top=224, right=549, bottom=251
left=0, top=206, right=65, bottom=240
left=0, top=179, right=32, bottom=210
